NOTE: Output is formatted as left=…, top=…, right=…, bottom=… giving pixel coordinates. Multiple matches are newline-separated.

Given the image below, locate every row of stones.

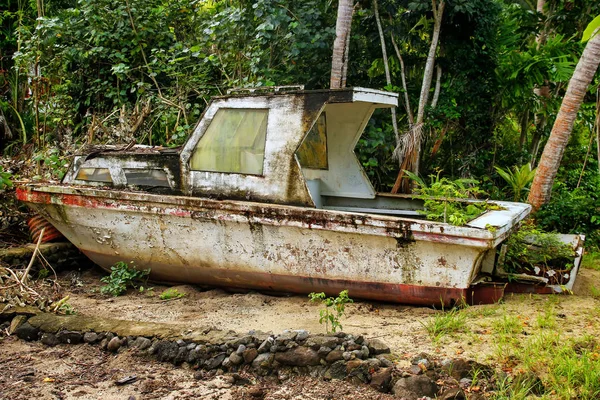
left=9, top=318, right=483, bottom=399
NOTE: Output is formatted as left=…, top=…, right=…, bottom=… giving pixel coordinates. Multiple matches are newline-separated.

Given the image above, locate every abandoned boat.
left=17, top=87, right=531, bottom=305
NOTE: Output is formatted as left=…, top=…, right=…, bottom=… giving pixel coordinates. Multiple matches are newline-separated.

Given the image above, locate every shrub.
left=535, top=181, right=600, bottom=251
left=100, top=261, right=150, bottom=296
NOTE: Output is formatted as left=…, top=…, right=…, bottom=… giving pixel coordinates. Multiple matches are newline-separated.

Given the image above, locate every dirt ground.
left=67, top=265, right=600, bottom=363
left=0, top=336, right=396, bottom=400
left=2, top=262, right=600, bottom=400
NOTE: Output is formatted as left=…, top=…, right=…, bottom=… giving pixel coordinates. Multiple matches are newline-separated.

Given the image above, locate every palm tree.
left=330, top=0, right=354, bottom=89
left=528, top=26, right=600, bottom=211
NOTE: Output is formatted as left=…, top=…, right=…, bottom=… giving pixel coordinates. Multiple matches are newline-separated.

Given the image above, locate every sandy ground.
left=2, top=263, right=600, bottom=399
left=64, top=265, right=600, bottom=363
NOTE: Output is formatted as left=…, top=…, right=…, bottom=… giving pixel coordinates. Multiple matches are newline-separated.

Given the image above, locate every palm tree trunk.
left=528, top=31, right=600, bottom=211
left=330, top=0, right=354, bottom=89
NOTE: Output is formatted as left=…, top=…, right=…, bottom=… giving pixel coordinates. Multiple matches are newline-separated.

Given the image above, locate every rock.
left=294, top=330, right=310, bottom=341
left=57, top=331, right=83, bottom=345
left=176, top=339, right=186, bottom=347
left=351, top=350, right=364, bottom=360
left=416, top=358, right=432, bottom=370
left=370, top=367, right=392, bottom=392
left=367, top=338, right=390, bottom=355
left=132, top=337, right=152, bottom=350
left=364, top=358, right=381, bottom=369
left=459, top=378, right=472, bottom=388
left=361, top=345, right=370, bottom=359
left=156, top=341, right=179, bottom=362
left=15, top=322, right=39, bottom=341
left=409, top=364, right=423, bottom=375
left=342, top=351, right=353, bottom=361
left=275, top=331, right=297, bottom=345
left=257, top=337, right=273, bottom=353
left=174, top=347, right=188, bottom=365
left=236, top=344, right=247, bottom=355
left=100, top=338, right=108, bottom=350
left=205, top=353, right=227, bottom=369
left=246, top=386, right=264, bottom=398
left=443, top=359, right=472, bottom=380
left=317, top=346, right=332, bottom=357
left=107, top=337, right=122, bottom=352
left=392, top=387, right=419, bottom=400
left=285, top=341, right=298, bottom=349
left=346, top=343, right=361, bottom=351
left=187, top=343, right=196, bottom=351
left=243, top=348, right=258, bottom=364
left=274, top=347, right=320, bottom=366
left=347, top=360, right=370, bottom=384
left=393, top=375, right=438, bottom=399
left=229, top=352, right=243, bottom=365
left=324, top=360, right=348, bottom=380
left=326, top=350, right=344, bottom=363
left=40, top=333, right=60, bottom=347
left=252, top=353, right=274, bottom=369
left=233, top=335, right=253, bottom=347
left=306, top=336, right=338, bottom=350
left=376, top=354, right=394, bottom=368
left=8, top=315, right=28, bottom=335
left=346, top=359, right=363, bottom=372
left=83, top=332, right=99, bottom=344
left=439, top=387, right=466, bottom=400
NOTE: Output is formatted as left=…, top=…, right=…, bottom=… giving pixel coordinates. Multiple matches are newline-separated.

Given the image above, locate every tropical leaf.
left=582, top=15, right=600, bottom=43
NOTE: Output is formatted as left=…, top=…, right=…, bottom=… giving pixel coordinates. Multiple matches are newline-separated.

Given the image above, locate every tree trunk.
left=330, top=0, right=354, bottom=89
left=373, top=0, right=398, bottom=141
left=531, top=0, right=550, bottom=167
left=528, top=31, right=600, bottom=211
left=391, top=35, right=414, bottom=125
left=430, top=64, right=442, bottom=109
left=392, top=0, right=444, bottom=192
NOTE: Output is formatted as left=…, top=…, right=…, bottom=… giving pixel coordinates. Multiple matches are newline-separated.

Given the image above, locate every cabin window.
left=190, top=108, right=268, bottom=175
left=75, top=168, right=112, bottom=183
left=123, top=169, right=170, bottom=187
left=297, top=113, right=328, bottom=170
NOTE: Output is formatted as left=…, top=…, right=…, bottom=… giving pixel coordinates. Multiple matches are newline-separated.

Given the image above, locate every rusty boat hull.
left=17, top=185, right=530, bottom=306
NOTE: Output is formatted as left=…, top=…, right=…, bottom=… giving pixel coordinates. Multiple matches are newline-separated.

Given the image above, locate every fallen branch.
left=21, top=227, right=45, bottom=285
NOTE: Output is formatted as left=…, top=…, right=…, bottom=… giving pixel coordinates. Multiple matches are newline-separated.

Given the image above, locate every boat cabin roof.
left=64, top=87, right=398, bottom=207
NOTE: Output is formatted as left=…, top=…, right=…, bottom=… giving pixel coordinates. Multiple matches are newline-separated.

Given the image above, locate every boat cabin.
left=64, top=87, right=423, bottom=216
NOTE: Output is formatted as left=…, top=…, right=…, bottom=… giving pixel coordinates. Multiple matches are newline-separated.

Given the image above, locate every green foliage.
left=308, top=290, right=353, bottom=334
left=0, top=171, right=13, bottom=190
left=423, top=306, right=468, bottom=342
left=503, top=221, right=577, bottom=273
left=582, top=252, right=600, bottom=271
left=405, top=170, right=495, bottom=226
left=100, top=261, right=150, bottom=296
left=159, top=288, right=185, bottom=300
left=32, top=148, right=69, bottom=180
left=582, top=15, right=600, bottom=42
left=535, top=180, right=600, bottom=251
left=494, top=164, right=536, bottom=202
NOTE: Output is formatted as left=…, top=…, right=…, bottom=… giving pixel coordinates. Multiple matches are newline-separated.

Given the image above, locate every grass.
left=581, top=251, right=600, bottom=270
left=492, top=315, right=522, bottom=336
left=492, top=332, right=600, bottom=399
left=159, top=288, right=186, bottom=300
left=422, top=307, right=468, bottom=342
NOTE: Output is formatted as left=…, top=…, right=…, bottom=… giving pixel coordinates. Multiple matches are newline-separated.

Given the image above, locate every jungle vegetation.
left=1, top=0, right=599, bottom=249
